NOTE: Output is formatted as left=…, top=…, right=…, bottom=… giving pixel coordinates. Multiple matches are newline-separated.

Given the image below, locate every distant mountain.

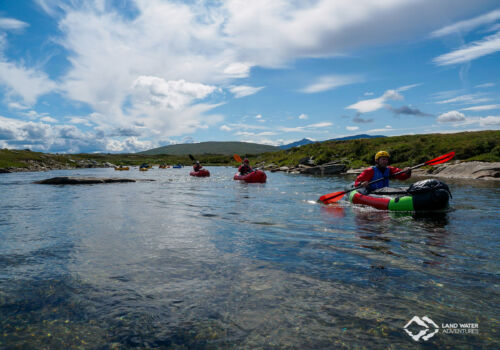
left=279, top=134, right=385, bottom=150
left=279, top=138, right=315, bottom=150
left=328, top=134, right=385, bottom=141
left=138, top=141, right=279, bottom=155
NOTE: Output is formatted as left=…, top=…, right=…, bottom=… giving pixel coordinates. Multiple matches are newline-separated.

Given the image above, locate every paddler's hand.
left=403, top=167, right=411, bottom=175
left=361, top=181, right=369, bottom=188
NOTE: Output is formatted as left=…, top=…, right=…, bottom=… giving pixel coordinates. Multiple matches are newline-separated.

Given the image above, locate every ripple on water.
left=0, top=167, right=498, bottom=348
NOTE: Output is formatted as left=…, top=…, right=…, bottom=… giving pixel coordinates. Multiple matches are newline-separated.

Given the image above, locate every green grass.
left=250, top=130, right=500, bottom=168
left=1, top=130, right=499, bottom=170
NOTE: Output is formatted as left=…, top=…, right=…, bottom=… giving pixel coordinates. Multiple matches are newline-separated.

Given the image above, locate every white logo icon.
left=404, top=316, right=439, bottom=341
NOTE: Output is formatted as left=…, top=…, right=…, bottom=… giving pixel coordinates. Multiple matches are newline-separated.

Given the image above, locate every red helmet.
left=243, top=158, right=249, bottom=164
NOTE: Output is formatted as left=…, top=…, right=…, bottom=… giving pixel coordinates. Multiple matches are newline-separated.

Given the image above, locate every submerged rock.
left=35, top=177, right=138, bottom=185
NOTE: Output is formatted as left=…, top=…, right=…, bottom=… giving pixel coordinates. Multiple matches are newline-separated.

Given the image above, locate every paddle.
left=233, top=154, right=242, bottom=163
left=318, top=151, right=455, bottom=204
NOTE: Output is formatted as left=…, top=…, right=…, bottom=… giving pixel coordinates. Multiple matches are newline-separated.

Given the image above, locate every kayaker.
left=355, top=151, right=411, bottom=191
left=238, top=159, right=253, bottom=175
left=193, top=161, right=202, bottom=172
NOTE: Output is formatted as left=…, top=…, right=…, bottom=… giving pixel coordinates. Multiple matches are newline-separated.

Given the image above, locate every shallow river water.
left=1, top=167, right=499, bottom=349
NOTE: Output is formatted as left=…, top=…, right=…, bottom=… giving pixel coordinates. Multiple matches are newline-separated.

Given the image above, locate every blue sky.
left=0, top=0, right=499, bottom=153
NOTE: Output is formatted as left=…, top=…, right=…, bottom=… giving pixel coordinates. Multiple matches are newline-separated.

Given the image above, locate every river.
left=1, top=167, right=498, bottom=348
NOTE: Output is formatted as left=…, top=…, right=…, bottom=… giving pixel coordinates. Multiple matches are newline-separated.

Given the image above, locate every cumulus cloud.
left=132, top=76, right=216, bottom=110
left=346, top=89, right=403, bottom=113
left=220, top=125, right=232, bottom=131
left=346, top=126, right=359, bottom=131
left=298, top=113, right=308, bottom=120
left=301, top=74, right=362, bottom=93
left=5, top=0, right=494, bottom=151
left=437, top=110, right=466, bottom=123
left=479, top=116, right=500, bottom=126
left=228, top=85, right=264, bottom=98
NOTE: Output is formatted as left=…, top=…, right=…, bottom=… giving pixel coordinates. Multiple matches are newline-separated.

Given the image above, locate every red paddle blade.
left=233, top=154, right=242, bottom=163
left=425, top=151, right=455, bottom=166
left=318, top=191, right=346, bottom=204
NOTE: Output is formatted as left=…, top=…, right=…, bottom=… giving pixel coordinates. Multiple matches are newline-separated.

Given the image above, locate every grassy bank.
left=1, top=130, right=499, bottom=172
left=0, top=150, right=237, bottom=171
left=250, top=130, right=500, bottom=168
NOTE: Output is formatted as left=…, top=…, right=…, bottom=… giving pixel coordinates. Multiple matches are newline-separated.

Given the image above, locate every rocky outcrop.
left=265, top=161, right=346, bottom=175
left=413, top=161, right=500, bottom=180
left=35, top=177, right=138, bottom=185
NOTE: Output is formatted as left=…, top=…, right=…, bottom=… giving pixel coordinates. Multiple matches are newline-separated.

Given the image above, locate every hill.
left=252, top=130, right=500, bottom=169
left=139, top=141, right=279, bottom=155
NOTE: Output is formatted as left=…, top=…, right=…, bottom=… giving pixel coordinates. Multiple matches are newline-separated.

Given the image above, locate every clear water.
left=1, top=167, right=498, bottom=349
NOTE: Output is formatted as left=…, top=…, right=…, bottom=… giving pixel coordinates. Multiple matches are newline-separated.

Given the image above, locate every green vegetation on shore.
left=250, top=130, right=500, bottom=168
left=1, top=130, right=499, bottom=172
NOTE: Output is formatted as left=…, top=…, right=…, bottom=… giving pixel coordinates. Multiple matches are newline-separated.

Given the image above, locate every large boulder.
left=423, top=161, right=500, bottom=180
left=35, top=177, right=138, bottom=184
left=299, top=163, right=346, bottom=175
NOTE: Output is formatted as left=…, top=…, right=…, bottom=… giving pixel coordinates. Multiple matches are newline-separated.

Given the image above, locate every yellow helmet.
left=375, top=151, right=390, bottom=161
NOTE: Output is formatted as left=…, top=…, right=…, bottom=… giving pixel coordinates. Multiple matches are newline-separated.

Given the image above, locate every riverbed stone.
left=35, top=177, right=139, bottom=184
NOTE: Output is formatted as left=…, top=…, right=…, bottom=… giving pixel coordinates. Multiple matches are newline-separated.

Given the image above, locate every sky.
left=0, top=0, right=499, bottom=153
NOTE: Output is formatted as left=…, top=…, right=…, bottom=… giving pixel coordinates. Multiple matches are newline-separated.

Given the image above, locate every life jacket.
left=369, top=166, right=389, bottom=191
left=193, top=164, right=201, bottom=171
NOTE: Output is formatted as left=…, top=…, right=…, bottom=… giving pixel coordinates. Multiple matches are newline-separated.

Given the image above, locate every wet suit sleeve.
left=354, top=168, right=374, bottom=186
left=389, top=166, right=411, bottom=180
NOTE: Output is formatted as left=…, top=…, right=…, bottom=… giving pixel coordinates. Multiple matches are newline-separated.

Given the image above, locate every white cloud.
left=461, top=104, right=500, bottom=111
left=346, top=126, right=359, bottom=131
left=40, top=116, right=58, bottom=123
left=298, top=113, right=308, bottom=120
left=228, top=85, right=264, bottom=98
left=255, top=114, right=262, bottom=119
left=308, top=122, right=332, bottom=128
left=435, top=94, right=492, bottom=105
left=223, top=62, right=251, bottom=78
left=7, top=0, right=494, bottom=150
left=434, top=32, right=500, bottom=66
left=346, top=89, right=403, bottom=113
left=7, top=102, right=30, bottom=110
left=0, top=61, right=56, bottom=105
left=0, top=17, right=29, bottom=30
left=396, top=83, right=421, bottom=92
left=475, top=82, right=495, bottom=88
left=301, top=74, right=362, bottom=93
left=220, top=125, right=232, bottom=131
left=479, top=115, right=500, bottom=126
left=437, top=110, right=466, bottom=123
left=67, top=116, right=94, bottom=127
left=132, top=76, right=216, bottom=110
left=279, top=121, right=332, bottom=133
left=364, top=92, right=374, bottom=96
left=430, top=9, right=500, bottom=38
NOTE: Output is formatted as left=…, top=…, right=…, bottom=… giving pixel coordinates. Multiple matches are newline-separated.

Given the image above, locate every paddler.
left=238, top=158, right=253, bottom=175
left=355, top=151, right=411, bottom=191
left=193, top=160, right=202, bottom=172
